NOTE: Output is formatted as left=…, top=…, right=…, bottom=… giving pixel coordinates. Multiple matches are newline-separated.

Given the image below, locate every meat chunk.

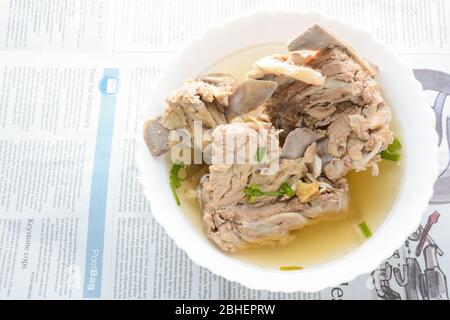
left=281, top=128, right=323, bottom=159
left=143, top=117, right=170, bottom=156
left=197, top=73, right=237, bottom=86
left=142, top=74, right=278, bottom=157
left=226, top=79, right=278, bottom=120
left=248, top=27, right=394, bottom=181
left=162, top=78, right=231, bottom=131
left=287, top=24, right=378, bottom=76
left=199, top=123, right=347, bottom=252
left=249, top=55, right=325, bottom=85
left=202, top=187, right=347, bottom=252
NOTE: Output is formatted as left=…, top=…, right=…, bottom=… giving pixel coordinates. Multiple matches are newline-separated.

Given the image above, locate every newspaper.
left=0, top=0, right=449, bottom=300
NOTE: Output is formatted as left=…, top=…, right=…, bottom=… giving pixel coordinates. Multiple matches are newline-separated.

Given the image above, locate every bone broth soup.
left=144, top=25, right=404, bottom=270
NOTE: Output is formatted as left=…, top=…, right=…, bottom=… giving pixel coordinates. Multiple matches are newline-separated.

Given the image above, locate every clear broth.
left=175, top=44, right=404, bottom=269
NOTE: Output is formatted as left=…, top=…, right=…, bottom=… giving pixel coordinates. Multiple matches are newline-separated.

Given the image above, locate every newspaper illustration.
left=414, top=69, right=450, bottom=203
left=371, top=211, right=448, bottom=300
left=367, top=70, right=450, bottom=300
left=0, top=0, right=450, bottom=300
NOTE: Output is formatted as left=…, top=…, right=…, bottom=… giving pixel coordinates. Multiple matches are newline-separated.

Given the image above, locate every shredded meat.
left=199, top=123, right=347, bottom=252
left=256, top=46, right=393, bottom=181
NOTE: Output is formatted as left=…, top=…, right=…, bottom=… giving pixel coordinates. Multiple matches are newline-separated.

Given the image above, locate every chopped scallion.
left=169, top=163, right=186, bottom=205
left=255, top=147, right=265, bottom=162
left=380, top=137, right=402, bottom=162
left=358, top=222, right=373, bottom=238
left=388, top=137, right=402, bottom=153
left=280, top=266, right=303, bottom=271
left=379, top=151, right=401, bottom=162
left=280, top=182, right=295, bottom=198
left=170, top=181, right=180, bottom=206
left=244, top=182, right=296, bottom=203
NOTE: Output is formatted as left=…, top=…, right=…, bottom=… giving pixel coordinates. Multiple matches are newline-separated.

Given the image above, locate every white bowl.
left=136, top=11, right=439, bottom=292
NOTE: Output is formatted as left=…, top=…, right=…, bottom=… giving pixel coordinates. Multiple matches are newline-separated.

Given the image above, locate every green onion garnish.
left=255, top=147, right=265, bottom=162
left=170, top=182, right=180, bottom=206
left=169, top=163, right=186, bottom=205
left=244, top=184, right=283, bottom=198
left=388, top=137, right=402, bottom=152
left=280, top=266, right=303, bottom=271
left=379, top=151, right=401, bottom=161
left=244, top=182, right=295, bottom=203
left=358, top=222, right=373, bottom=238
left=280, top=182, right=295, bottom=197
left=380, top=137, right=402, bottom=161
